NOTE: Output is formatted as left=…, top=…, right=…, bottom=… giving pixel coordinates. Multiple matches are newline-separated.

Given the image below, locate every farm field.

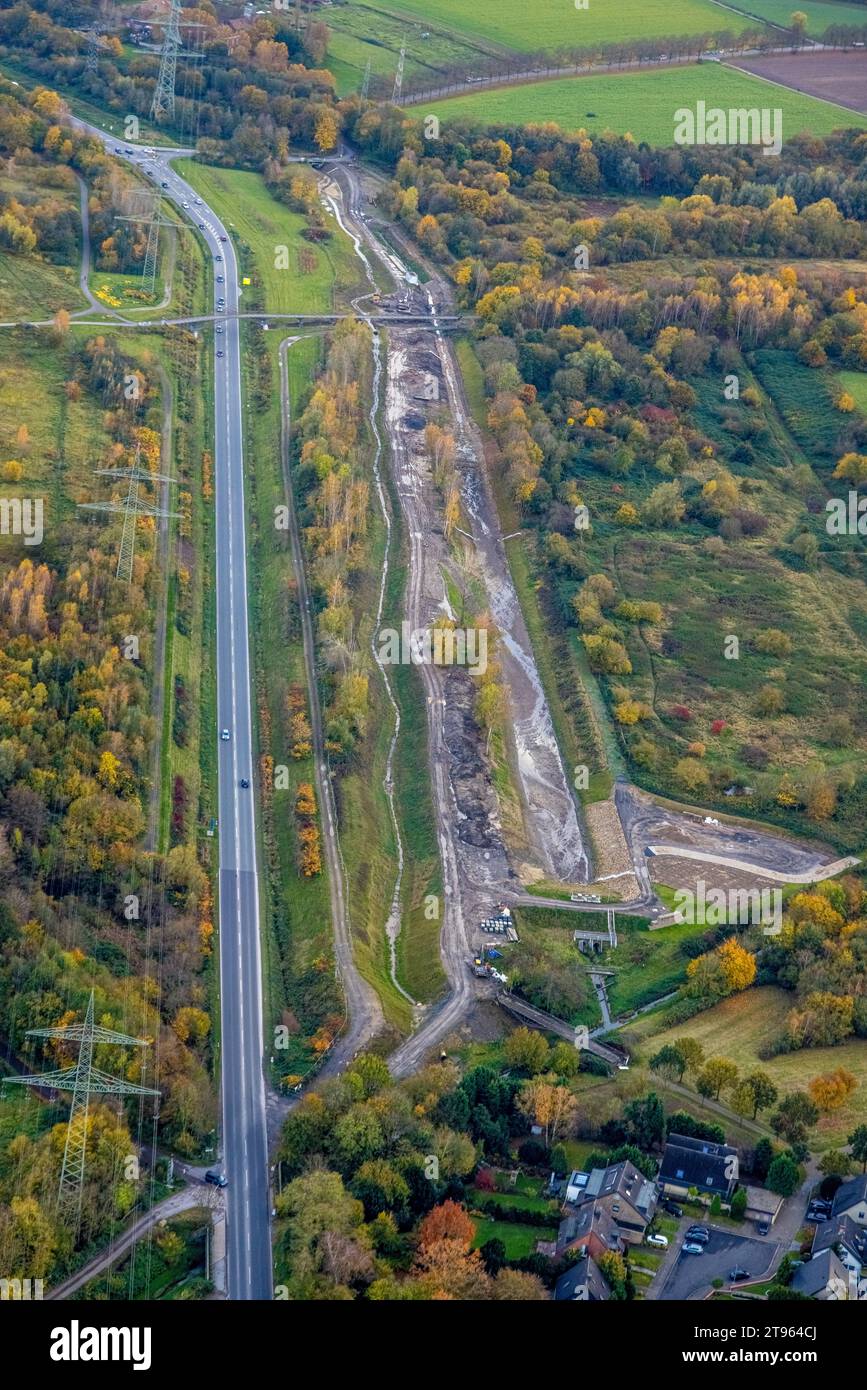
left=731, top=49, right=867, bottom=114
left=376, top=0, right=754, bottom=50
left=733, top=0, right=867, bottom=33
left=416, top=61, right=867, bottom=141
left=627, top=986, right=867, bottom=1149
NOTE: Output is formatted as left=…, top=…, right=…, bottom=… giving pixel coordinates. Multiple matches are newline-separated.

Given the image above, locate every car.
left=807, top=1205, right=830, bottom=1222
left=161, top=181, right=170, bottom=189
left=756, top=1221, right=770, bottom=1236
left=194, top=197, right=202, bottom=205
left=219, top=235, right=227, bottom=242
left=182, top=201, right=189, bottom=209
left=217, top=350, right=224, bottom=358
left=729, top=1267, right=751, bottom=1282
left=204, top=1169, right=227, bottom=1188
left=646, top=1233, right=668, bottom=1248
left=220, top=728, right=230, bottom=741
left=683, top=1242, right=704, bottom=1255
left=663, top=1201, right=684, bottom=1218
left=685, top=1227, right=710, bottom=1244
left=198, top=222, right=205, bottom=230
left=216, top=325, right=224, bottom=334
left=216, top=276, right=224, bottom=283
left=239, top=778, right=250, bottom=789
left=215, top=253, right=222, bottom=261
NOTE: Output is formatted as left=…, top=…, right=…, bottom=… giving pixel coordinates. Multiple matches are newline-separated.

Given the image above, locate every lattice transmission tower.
left=3, top=991, right=160, bottom=1233
left=392, top=41, right=406, bottom=104
left=78, top=447, right=178, bottom=584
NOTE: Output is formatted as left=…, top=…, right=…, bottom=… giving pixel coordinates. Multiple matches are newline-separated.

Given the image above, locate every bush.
left=518, top=1139, right=549, bottom=1166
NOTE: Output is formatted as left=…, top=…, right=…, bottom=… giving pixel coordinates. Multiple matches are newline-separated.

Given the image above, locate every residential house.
left=812, top=1214, right=867, bottom=1277
left=742, top=1185, right=784, bottom=1227
left=579, top=1160, right=658, bottom=1245
left=554, top=1254, right=609, bottom=1302
left=791, top=1249, right=849, bottom=1301
left=556, top=1203, right=624, bottom=1263
left=830, top=1175, right=867, bottom=1226
left=658, top=1132, right=738, bottom=1201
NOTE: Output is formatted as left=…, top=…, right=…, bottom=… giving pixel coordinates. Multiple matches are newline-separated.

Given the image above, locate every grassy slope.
left=627, top=986, right=867, bottom=1149
left=377, top=0, right=752, bottom=49
left=175, top=162, right=360, bottom=314
left=419, top=62, right=867, bottom=141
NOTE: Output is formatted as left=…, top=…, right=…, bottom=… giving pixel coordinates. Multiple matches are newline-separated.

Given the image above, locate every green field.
left=417, top=61, right=867, bottom=142
left=377, top=0, right=753, bottom=50
left=626, top=986, right=867, bottom=1150
left=325, top=3, right=489, bottom=95
left=175, top=163, right=363, bottom=314
left=737, top=0, right=867, bottom=33
left=837, top=369, right=867, bottom=414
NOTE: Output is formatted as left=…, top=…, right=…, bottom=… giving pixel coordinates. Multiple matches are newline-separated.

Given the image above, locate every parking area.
left=660, top=1228, right=778, bottom=1301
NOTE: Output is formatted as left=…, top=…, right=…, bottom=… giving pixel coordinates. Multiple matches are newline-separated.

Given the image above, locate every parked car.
left=756, top=1221, right=770, bottom=1236
left=646, top=1233, right=668, bottom=1248
left=685, top=1227, right=710, bottom=1244
left=663, top=1202, right=683, bottom=1218
left=729, top=1267, right=751, bottom=1282
left=204, top=1169, right=227, bottom=1188
left=683, top=1242, right=704, bottom=1255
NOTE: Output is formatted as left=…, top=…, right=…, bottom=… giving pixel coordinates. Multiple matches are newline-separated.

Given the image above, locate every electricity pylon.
left=115, top=198, right=178, bottom=297
left=151, top=0, right=182, bottom=121
left=392, top=41, right=406, bottom=104
left=3, top=991, right=160, bottom=1234
left=149, top=2, right=207, bottom=123
left=360, top=58, right=371, bottom=101
left=85, top=25, right=101, bottom=75
left=79, top=449, right=178, bottom=583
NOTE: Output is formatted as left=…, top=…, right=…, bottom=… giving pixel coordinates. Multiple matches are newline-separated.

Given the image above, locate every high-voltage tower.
left=3, top=991, right=160, bottom=1233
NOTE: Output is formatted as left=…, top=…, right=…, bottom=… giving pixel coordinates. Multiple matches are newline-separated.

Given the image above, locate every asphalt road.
left=661, top=1228, right=777, bottom=1301
left=83, top=135, right=273, bottom=1301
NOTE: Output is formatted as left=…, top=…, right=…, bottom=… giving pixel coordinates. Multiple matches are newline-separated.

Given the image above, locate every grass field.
left=175, top=163, right=364, bottom=314
left=627, top=986, right=867, bottom=1149
left=738, top=0, right=867, bottom=33
left=377, top=0, right=753, bottom=51
left=417, top=61, right=867, bottom=142
left=326, top=3, right=488, bottom=94
left=837, top=369, right=867, bottom=415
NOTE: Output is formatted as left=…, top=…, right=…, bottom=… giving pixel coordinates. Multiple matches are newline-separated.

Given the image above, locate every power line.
left=78, top=447, right=178, bottom=584
left=3, top=991, right=160, bottom=1236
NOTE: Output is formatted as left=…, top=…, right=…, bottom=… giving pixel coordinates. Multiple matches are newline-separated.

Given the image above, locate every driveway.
left=660, top=1229, right=778, bottom=1300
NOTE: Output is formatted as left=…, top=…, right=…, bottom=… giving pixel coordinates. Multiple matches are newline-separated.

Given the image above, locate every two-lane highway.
left=88, top=135, right=273, bottom=1300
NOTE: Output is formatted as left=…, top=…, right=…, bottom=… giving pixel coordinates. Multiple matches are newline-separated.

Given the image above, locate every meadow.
left=376, top=0, right=753, bottom=51
left=625, top=986, right=867, bottom=1149
left=174, top=162, right=363, bottom=314
left=418, top=61, right=867, bottom=142
left=737, top=0, right=867, bottom=33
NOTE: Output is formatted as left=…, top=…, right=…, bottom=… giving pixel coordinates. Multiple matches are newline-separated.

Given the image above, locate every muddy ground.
left=728, top=51, right=867, bottom=114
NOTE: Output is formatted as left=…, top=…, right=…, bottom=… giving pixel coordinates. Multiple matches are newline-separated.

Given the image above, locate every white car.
left=220, top=728, right=230, bottom=741
left=646, top=1232, right=668, bottom=1248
